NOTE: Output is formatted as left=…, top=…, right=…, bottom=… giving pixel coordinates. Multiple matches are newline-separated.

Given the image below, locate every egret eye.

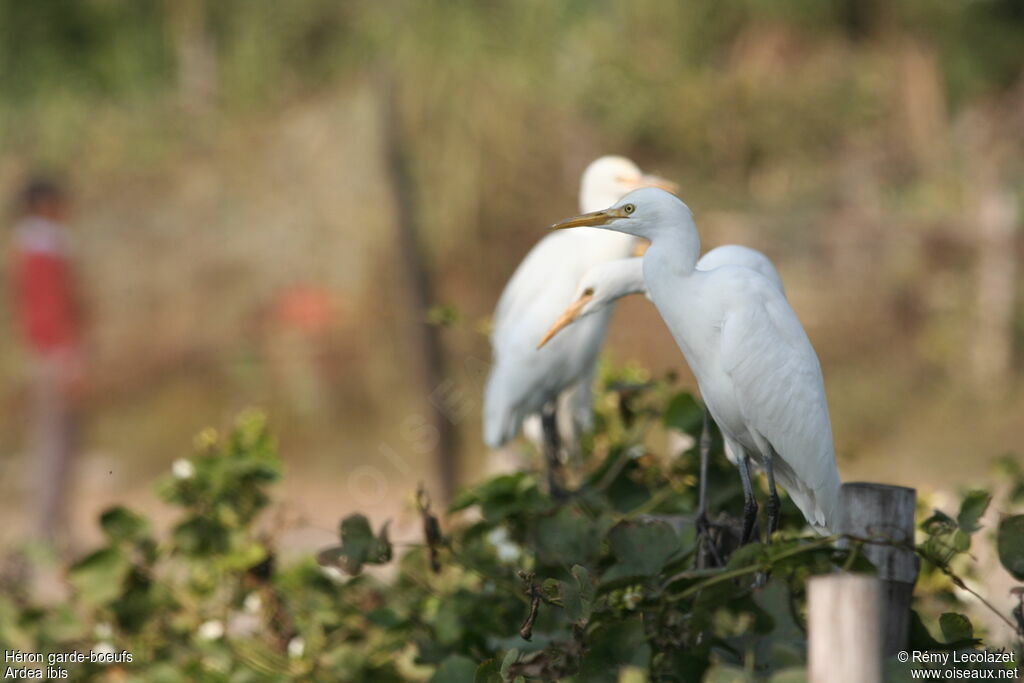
left=623, top=204, right=636, bottom=215
left=583, top=287, right=595, bottom=296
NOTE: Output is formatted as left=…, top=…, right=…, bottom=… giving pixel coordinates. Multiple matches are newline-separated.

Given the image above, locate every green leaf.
left=754, top=578, right=803, bottom=642
left=431, top=654, right=476, bottom=683
left=921, top=509, right=956, bottom=535
left=667, top=649, right=711, bottom=682
left=99, top=506, right=150, bottom=543
left=69, top=547, right=129, bottom=605
left=500, top=649, right=520, bottom=680
left=703, top=665, right=753, bottom=683
left=769, top=668, right=807, bottom=683
left=726, top=541, right=767, bottom=570
left=370, top=520, right=393, bottom=564
left=908, top=610, right=945, bottom=650
left=475, top=659, right=503, bottom=683
left=560, top=580, right=584, bottom=624
left=217, top=541, right=268, bottom=572
left=534, top=508, right=608, bottom=568
left=560, top=565, right=596, bottom=625
left=577, top=617, right=650, bottom=680
left=540, top=577, right=560, bottom=602
left=956, top=490, right=991, bottom=534
left=938, top=612, right=974, bottom=643
left=908, top=611, right=979, bottom=651
left=449, top=473, right=549, bottom=521
left=604, top=520, right=682, bottom=580
left=317, top=514, right=393, bottom=575
left=997, top=515, right=1024, bottom=580
left=367, top=607, right=401, bottom=629
left=663, top=391, right=703, bottom=436
left=919, top=509, right=973, bottom=565
left=950, top=529, right=971, bottom=553
left=172, top=516, right=230, bottom=556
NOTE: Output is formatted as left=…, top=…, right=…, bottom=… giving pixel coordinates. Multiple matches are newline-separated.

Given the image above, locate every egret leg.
left=540, top=403, right=565, bottom=500
left=764, top=446, right=781, bottom=540
left=737, top=454, right=759, bottom=545
left=696, top=408, right=723, bottom=568
left=697, top=408, right=711, bottom=520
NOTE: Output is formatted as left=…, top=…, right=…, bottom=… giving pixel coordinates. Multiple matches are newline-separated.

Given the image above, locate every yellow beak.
left=550, top=207, right=628, bottom=231
left=537, top=293, right=594, bottom=348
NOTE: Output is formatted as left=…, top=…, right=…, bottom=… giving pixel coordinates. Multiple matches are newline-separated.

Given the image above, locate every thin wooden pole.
left=164, top=0, right=217, bottom=114
left=837, top=482, right=919, bottom=655
left=808, top=573, right=883, bottom=683
left=379, top=71, right=460, bottom=504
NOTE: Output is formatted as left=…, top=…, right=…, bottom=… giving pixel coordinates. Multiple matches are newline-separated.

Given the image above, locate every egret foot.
left=694, top=408, right=724, bottom=567
left=737, top=454, right=760, bottom=545
left=695, top=512, right=724, bottom=569
left=741, top=498, right=760, bottom=545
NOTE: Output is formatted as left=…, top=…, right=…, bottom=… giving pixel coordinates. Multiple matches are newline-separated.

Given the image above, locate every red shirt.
left=12, top=218, right=82, bottom=354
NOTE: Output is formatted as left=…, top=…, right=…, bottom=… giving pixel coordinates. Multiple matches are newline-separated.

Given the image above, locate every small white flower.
left=320, top=565, right=345, bottom=582
left=94, top=622, right=113, bottom=639
left=172, top=458, right=195, bottom=480
left=287, top=636, right=305, bottom=658
left=486, top=527, right=522, bottom=563
left=243, top=592, right=262, bottom=613
left=93, top=642, right=115, bottom=657
left=666, top=430, right=695, bottom=456
left=198, top=619, right=224, bottom=641
left=622, top=587, right=643, bottom=610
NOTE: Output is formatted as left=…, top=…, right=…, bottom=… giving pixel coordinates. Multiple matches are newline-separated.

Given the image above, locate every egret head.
left=537, top=258, right=645, bottom=348
left=553, top=187, right=693, bottom=241
left=579, top=156, right=678, bottom=213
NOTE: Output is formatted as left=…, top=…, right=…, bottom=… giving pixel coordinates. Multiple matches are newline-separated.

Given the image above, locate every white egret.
left=537, top=247, right=784, bottom=555
left=550, top=188, right=842, bottom=538
left=484, top=156, right=676, bottom=492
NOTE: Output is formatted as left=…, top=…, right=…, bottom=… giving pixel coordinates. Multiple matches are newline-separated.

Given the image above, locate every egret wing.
left=718, top=272, right=840, bottom=531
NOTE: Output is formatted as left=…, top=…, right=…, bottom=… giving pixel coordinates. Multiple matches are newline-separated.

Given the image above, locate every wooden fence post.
left=379, top=70, right=460, bottom=505
left=809, top=573, right=883, bottom=683
left=837, top=482, right=919, bottom=655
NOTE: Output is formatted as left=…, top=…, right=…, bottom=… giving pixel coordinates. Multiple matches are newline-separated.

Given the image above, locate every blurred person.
left=9, top=177, right=86, bottom=545
left=264, top=283, right=337, bottom=420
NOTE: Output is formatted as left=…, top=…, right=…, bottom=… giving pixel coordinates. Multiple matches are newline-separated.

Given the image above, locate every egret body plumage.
left=551, top=188, right=842, bottom=536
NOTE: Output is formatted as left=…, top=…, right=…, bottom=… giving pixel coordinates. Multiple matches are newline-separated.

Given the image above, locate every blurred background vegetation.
left=0, top=0, right=1021, bottom=563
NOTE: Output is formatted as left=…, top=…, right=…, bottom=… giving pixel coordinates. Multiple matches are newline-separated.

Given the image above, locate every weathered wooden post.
left=809, top=573, right=883, bottom=683
left=837, top=483, right=919, bottom=655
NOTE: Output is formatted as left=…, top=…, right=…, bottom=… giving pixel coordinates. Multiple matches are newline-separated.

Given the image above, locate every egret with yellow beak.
left=538, top=246, right=785, bottom=553
left=484, top=156, right=676, bottom=494
left=550, top=188, right=841, bottom=539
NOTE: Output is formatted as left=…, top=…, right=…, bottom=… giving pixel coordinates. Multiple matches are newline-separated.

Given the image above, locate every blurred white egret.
left=484, top=156, right=676, bottom=490
left=550, top=188, right=841, bottom=537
